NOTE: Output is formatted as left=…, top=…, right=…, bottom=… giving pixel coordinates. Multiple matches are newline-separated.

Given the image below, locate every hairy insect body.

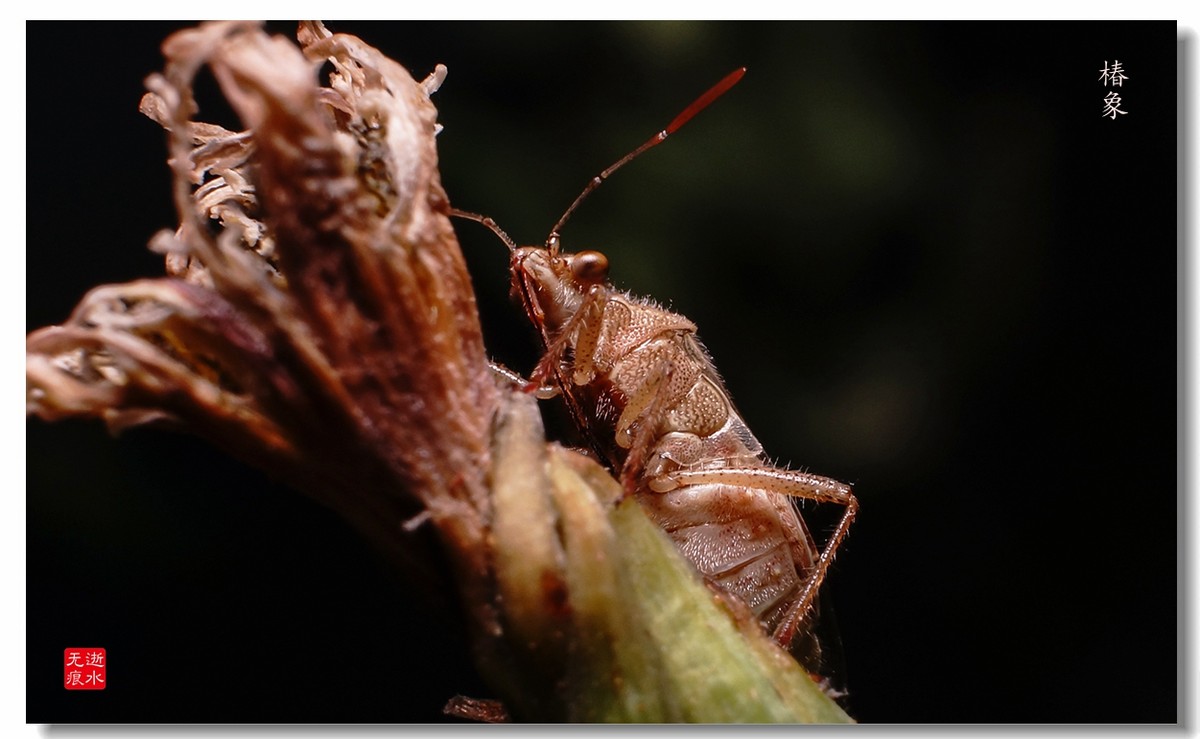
left=453, top=66, right=854, bottom=687
left=511, top=246, right=856, bottom=659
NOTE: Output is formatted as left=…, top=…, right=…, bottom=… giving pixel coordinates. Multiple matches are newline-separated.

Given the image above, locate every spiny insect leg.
left=528, top=284, right=608, bottom=390
left=487, top=361, right=558, bottom=398
left=616, top=357, right=676, bottom=495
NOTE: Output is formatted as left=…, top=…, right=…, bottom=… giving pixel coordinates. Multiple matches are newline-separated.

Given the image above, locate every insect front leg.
left=487, top=361, right=561, bottom=399
left=657, top=466, right=858, bottom=648
left=488, top=361, right=528, bottom=387
left=529, top=284, right=609, bottom=391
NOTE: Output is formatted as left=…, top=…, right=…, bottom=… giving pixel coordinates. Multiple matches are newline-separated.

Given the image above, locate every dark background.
left=27, top=21, right=1179, bottom=723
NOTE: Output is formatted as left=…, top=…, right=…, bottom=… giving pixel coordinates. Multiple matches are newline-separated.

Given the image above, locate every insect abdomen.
left=635, top=481, right=814, bottom=631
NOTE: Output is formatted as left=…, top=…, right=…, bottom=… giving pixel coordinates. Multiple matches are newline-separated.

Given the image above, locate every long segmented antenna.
left=450, top=68, right=746, bottom=256
left=546, top=67, right=747, bottom=250
left=449, top=207, right=518, bottom=253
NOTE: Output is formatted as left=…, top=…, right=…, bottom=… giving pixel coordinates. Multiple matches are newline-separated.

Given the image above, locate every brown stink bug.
left=453, top=68, right=857, bottom=695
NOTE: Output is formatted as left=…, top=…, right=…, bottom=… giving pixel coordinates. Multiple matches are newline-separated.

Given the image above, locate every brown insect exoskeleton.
left=453, top=68, right=857, bottom=689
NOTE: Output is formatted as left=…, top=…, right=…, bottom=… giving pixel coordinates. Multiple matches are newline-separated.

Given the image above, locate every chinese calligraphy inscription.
left=1099, top=60, right=1130, bottom=119
left=64, top=648, right=106, bottom=690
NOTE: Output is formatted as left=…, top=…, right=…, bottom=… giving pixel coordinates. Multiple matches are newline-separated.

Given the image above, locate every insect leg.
left=488, top=362, right=559, bottom=398
left=567, top=287, right=608, bottom=386
left=614, top=356, right=676, bottom=494
left=660, top=467, right=857, bottom=647
left=528, top=284, right=608, bottom=390
left=488, top=361, right=527, bottom=387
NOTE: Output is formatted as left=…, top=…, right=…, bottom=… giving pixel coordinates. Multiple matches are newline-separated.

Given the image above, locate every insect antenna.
left=546, top=66, right=747, bottom=251
left=449, top=207, right=518, bottom=253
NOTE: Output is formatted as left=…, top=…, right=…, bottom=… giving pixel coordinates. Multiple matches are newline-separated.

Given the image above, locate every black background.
left=27, top=21, right=1179, bottom=723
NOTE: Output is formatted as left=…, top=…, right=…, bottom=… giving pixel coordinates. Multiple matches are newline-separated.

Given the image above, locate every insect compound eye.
left=570, top=250, right=610, bottom=284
